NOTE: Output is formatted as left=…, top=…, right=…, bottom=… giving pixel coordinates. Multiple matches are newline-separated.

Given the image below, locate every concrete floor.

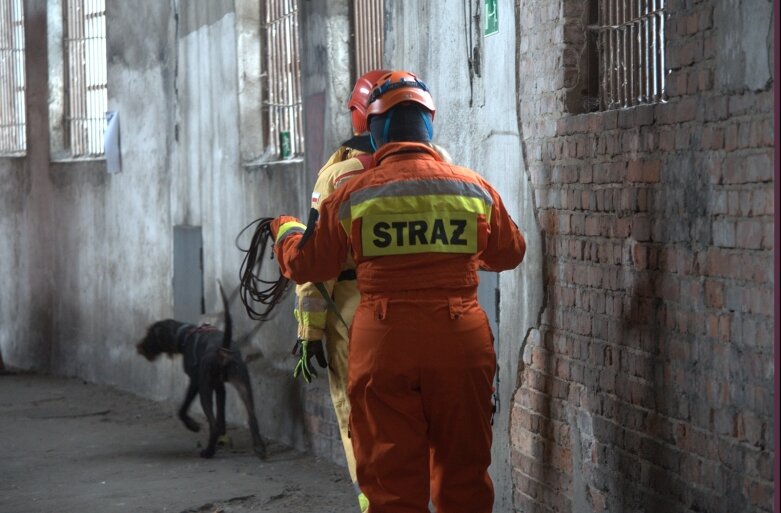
left=0, top=372, right=357, bottom=513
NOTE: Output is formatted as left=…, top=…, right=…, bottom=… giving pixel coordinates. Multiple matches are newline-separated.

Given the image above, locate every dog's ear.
left=136, top=324, right=164, bottom=360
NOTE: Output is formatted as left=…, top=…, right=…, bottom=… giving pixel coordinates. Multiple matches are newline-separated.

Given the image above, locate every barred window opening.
left=65, top=0, right=107, bottom=157
left=351, top=0, right=384, bottom=80
left=263, top=0, right=303, bottom=158
left=0, top=0, right=26, bottom=155
left=585, top=0, right=666, bottom=111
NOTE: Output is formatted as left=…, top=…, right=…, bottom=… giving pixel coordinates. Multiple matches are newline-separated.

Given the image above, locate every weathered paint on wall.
left=0, top=0, right=318, bottom=455
left=299, top=0, right=352, bottom=173
left=0, top=1, right=54, bottom=371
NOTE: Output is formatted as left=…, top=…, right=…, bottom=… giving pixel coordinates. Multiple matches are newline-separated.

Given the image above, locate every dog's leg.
left=178, top=380, right=201, bottom=432
left=198, top=380, right=220, bottom=459
left=215, top=383, right=227, bottom=437
left=229, top=365, right=267, bottom=459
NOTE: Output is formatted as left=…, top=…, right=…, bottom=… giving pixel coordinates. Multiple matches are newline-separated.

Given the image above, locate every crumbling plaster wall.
left=0, top=1, right=53, bottom=372
left=0, top=0, right=319, bottom=455
left=100, top=0, right=316, bottom=451
left=0, top=0, right=183, bottom=396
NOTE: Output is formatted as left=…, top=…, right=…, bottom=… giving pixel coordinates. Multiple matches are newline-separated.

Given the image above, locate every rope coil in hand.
left=236, top=217, right=291, bottom=321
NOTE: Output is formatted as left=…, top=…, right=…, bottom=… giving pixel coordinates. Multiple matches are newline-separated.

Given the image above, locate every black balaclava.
left=369, top=104, right=434, bottom=151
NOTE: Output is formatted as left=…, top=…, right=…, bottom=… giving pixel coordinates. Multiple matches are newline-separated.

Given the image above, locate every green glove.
left=292, top=339, right=328, bottom=383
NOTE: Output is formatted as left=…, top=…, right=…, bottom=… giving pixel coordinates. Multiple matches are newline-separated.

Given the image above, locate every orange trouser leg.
left=348, top=295, right=495, bottom=513
left=423, top=298, right=495, bottom=513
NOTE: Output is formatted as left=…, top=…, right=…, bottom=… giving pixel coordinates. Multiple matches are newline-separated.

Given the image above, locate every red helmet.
left=366, top=70, right=436, bottom=120
left=348, top=69, right=390, bottom=134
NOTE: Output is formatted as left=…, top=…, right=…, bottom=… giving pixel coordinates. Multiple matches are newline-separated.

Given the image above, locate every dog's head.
left=136, top=320, right=180, bottom=361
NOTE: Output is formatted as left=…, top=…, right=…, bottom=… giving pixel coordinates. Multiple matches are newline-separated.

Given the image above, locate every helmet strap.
left=382, top=109, right=395, bottom=147
left=419, top=109, right=434, bottom=140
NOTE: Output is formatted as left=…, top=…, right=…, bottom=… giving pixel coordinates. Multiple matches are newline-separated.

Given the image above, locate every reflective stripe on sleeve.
left=276, top=221, right=306, bottom=243
left=294, top=308, right=328, bottom=329
left=299, top=296, right=328, bottom=311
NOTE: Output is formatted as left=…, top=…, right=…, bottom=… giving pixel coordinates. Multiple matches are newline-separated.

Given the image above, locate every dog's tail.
left=218, top=280, right=232, bottom=350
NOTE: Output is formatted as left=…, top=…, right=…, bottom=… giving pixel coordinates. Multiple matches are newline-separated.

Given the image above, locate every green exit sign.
left=485, top=0, right=498, bottom=36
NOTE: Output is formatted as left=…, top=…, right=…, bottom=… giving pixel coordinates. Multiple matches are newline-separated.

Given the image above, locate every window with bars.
left=64, top=0, right=107, bottom=157
left=262, top=0, right=303, bottom=159
left=351, top=0, right=384, bottom=79
left=0, top=0, right=25, bottom=155
left=584, top=0, right=666, bottom=111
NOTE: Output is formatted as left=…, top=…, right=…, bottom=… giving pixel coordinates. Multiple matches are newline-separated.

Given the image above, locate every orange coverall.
left=273, top=142, right=526, bottom=513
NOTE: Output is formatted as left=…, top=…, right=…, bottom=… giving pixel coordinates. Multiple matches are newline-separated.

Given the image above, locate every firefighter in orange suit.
left=273, top=71, right=525, bottom=513
left=291, top=69, right=388, bottom=512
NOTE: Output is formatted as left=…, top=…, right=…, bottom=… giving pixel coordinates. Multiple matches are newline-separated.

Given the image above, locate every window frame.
left=581, top=0, right=667, bottom=112
left=260, top=0, right=304, bottom=159
left=0, top=0, right=27, bottom=156
left=349, top=0, right=385, bottom=84
left=48, top=0, right=108, bottom=161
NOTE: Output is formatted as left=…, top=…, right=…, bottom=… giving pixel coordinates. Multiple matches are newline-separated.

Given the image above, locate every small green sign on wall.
left=485, top=0, right=498, bottom=36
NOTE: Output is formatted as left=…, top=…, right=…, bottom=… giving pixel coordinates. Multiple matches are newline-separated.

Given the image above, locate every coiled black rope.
left=236, top=217, right=291, bottom=321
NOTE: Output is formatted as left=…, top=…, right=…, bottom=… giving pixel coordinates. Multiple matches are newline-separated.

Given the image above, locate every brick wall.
left=513, top=0, right=775, bottom=511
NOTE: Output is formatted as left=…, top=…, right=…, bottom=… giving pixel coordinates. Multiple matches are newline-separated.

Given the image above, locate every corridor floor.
left=0, top=372, right=356, bottom=513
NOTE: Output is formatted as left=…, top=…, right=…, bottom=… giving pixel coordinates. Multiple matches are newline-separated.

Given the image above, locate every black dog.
left=137, top=284, right=266, bottom=459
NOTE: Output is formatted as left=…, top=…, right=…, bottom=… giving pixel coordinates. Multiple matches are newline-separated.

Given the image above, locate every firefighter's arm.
left=293, top=279, right=337, bottom=340
left=292, top=162, right=341, bottom=340
left=480, top=186, right=526, bottom=272
left=271, top=197, right=349, bottom=284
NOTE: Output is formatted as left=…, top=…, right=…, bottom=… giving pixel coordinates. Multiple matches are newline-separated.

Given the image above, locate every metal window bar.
left=352, top=0, right=384, bottom=77
left=263, top=0, right=303, bottom=158
left=587, top=0, right=665, bottom=110
left=0, top=0, right=26, bottom=154
left=65, top=0, right=107, bottom=157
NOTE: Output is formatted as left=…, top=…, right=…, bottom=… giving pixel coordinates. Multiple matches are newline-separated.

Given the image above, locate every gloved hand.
left=292, top=339, right=328, bottom=383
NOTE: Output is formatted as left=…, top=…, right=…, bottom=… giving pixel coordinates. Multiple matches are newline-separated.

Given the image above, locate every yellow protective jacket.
left=293, top=145, right=373, bottom=341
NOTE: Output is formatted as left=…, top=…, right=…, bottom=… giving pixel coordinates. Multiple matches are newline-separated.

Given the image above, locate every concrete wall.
left=0, top=0, right=322, bottom=455
left=0, top=1, right=53, bottom=372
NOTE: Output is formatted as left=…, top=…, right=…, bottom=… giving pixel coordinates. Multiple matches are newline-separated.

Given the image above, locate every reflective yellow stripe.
left=361, top=211, right=478, bottom=256
left=339, top=178, right=493, bottom=220
left=276, top=221, right=306, bottom=242
left=348, top=194, right=491, bottom=222
left=294, top=308, right=327, bottom=329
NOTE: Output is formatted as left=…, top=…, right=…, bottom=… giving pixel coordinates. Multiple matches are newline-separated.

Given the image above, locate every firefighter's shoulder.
left=326, top=155, right=372, bottom=190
